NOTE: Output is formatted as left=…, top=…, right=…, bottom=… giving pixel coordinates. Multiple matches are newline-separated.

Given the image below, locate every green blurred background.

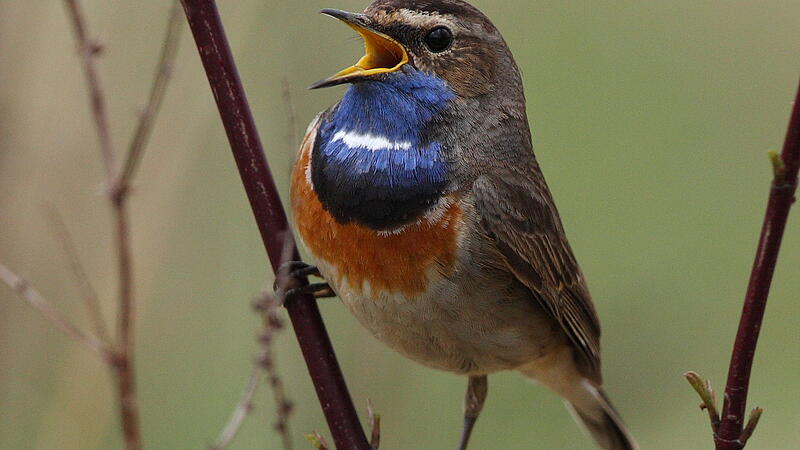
left=1, top=1, right=798, bottom=449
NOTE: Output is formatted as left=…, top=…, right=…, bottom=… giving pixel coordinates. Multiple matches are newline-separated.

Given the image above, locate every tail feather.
left=518, top=347, right=639, bottom=450
left=565, top=382, right=639, bottom=450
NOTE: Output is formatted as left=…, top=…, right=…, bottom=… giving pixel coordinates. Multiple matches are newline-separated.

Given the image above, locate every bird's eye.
left=424, top=26, right=453, bottom=53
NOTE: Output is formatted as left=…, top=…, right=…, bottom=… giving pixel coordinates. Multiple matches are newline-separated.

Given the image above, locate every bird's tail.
left=518, top=347, right=639, bottom=450
left=564, top=381, right=639, bottom=450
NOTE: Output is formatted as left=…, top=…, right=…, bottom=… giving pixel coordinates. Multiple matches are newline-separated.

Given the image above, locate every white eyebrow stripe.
left=332, top=130, right=412, bottom=151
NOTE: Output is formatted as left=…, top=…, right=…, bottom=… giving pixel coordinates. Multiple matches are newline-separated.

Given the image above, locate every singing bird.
left=286, top=1, right=638, bottom=448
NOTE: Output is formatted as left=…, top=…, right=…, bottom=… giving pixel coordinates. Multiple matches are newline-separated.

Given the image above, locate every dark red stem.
left=715, top=78, right=800, bottom=449
left=179, top=1, right=370, bottom=448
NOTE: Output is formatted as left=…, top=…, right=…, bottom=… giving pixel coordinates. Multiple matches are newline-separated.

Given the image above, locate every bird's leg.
left=458, top=375, right=488, bottom=450
left=274, top=261, right=335, bottom=305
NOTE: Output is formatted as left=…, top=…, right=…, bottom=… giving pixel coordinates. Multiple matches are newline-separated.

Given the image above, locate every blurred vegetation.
left=1, top=1, right=798, bottom=449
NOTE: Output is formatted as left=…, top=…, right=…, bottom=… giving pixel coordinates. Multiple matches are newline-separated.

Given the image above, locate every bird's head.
left=311, top=0, right=518, bottom=99
left=305, top=1, right=531, bottom=230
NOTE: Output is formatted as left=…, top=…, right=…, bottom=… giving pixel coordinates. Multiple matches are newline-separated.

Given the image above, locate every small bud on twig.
left=306, top=432, right=331, bottom=450
left=769, top=150, right=787, bottom=185
left=739, top=407, right=763, bottom=445
left=685, top=371, right=721, bottom=433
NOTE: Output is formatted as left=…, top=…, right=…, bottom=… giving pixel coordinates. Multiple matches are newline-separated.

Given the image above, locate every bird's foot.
left=277, top=261, right=322, bottom=279
left=274, top=261, right=335, bottom=306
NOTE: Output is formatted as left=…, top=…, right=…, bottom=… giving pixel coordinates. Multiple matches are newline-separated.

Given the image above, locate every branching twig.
left=211, top=291, right=295, bottom=450
left=45, top=206, right=110, bottom=343
left=107, top=2, right=182, bottom=443
left=210, top=233, right=295, bottom=450
left=180, top=2, right=370, bottom=448
left=64, top=0, right=143, bottom=441
left=5, top=2, right=180, bottom=448
left=713, top=78, right=800, bottom=450
left=687, top=79, right=800, bottom=449
left=61, top=2, right=183, bottom=448
left=0, top=263, right=113, bottom=362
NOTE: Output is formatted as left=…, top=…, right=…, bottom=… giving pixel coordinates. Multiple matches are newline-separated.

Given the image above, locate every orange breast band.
left=291, top=132, right=460, bottom=298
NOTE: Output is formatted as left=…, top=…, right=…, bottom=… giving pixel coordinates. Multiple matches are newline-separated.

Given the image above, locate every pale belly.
left=313, top=257, right=564, bottom=375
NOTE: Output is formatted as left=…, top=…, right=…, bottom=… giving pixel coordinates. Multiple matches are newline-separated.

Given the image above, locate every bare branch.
left=117, top=1, right=183, bottom=188
left=109, top=8, right=183, bottom=446
left=62, top=0, right=116, bottom=178
left=61, top=2, right=184, bottom=448
left=713, top=78, right=800, bottom=449
left=45, top=206, right=110, bottom=342
left=0, top=263, right=112, bottom=362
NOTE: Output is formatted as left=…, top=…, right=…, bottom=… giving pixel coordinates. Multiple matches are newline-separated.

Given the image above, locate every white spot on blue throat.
left=332, top=130, right=412, bottom=152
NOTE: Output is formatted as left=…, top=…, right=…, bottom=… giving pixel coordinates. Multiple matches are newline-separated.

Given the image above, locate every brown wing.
left=473, top=169, right=602, bottom=379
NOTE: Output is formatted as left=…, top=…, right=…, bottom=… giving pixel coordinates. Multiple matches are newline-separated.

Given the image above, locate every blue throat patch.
left=311, top=67, right=455, bottom=230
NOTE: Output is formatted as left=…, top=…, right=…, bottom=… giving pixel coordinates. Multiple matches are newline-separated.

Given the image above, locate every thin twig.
left=713, top=78, right=800, bottom=449
left=211, top=279, right=294, bottom=450
left=111, top=198, right=140, bottom=450
left=109, top=9, right=182, bottom=446
left=0, top=263, right=113, bottom=362
left=62, top=0, right=115, bottom=179
left=257, top=292, right=294, bottom=450
left=45, top=206, right=110, bottom=342
left=61, top=1, right=183, bottom=448
left=117, top=0, right=183, bottom=187
left=265, top=363, right=294, bottom=450
left=210, top=366, right=264, bottom=450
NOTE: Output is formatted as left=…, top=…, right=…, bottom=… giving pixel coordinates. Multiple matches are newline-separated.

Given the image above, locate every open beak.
left=310, top=9, right=409, bottom=89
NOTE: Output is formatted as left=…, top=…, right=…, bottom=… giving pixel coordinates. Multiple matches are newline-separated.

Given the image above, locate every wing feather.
left=473, top=171, right=602, bottom=379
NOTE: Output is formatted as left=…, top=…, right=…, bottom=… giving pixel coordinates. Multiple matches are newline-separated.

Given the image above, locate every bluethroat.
left=287, top=1, right=639, bottom=448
